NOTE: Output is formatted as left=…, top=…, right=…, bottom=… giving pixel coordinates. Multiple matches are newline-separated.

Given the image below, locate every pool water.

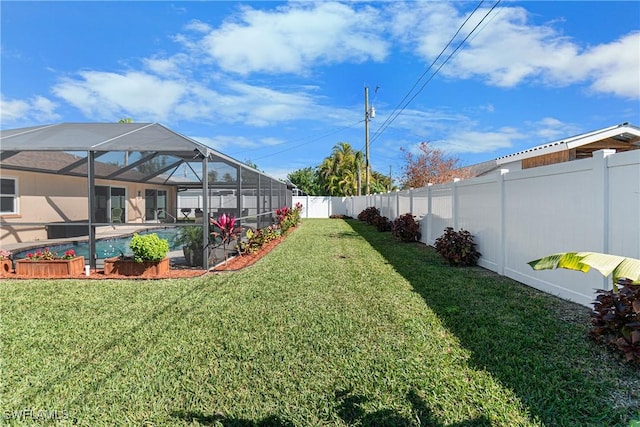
left=14, top=228, right=181, bottom=261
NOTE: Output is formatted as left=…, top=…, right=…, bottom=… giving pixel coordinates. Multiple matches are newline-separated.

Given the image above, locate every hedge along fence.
left=294, top=149, right=640, bottom=307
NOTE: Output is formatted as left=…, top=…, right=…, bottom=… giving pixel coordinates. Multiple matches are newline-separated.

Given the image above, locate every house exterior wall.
left=0, top=169, right=175, bottom=244
left=522, top=149, right=574, bottom=169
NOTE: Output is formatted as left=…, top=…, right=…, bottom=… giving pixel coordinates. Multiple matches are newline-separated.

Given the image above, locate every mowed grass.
left=1, top=218, right=638, bottom=426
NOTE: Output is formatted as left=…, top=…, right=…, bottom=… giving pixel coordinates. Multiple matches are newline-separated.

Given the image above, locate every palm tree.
left=319, top=142, right=365, bottom=197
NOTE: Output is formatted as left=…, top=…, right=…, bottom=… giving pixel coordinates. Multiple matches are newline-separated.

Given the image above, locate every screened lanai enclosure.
left=0, top=123, right=292, bottom=269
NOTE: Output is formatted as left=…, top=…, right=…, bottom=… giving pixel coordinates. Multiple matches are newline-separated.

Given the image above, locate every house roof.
left=495, top=123, right=640, bottom=165
left=0, top=122, right=213, bottom=157
left=0, top=122, right=275, bottom=186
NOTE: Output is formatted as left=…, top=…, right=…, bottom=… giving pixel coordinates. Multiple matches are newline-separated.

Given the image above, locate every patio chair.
left=111, top=207, right=123, bottom=223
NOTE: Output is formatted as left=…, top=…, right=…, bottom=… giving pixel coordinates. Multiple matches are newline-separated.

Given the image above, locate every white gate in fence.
left=294, top=149, right=640, bottom=307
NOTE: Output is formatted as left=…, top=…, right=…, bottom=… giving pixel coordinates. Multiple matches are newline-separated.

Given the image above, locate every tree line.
left=287, top=141, right=466, bottom=196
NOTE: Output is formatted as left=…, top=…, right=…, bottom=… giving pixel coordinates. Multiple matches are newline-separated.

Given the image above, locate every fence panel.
left=456, top=175, right=502, bottom=272
left=412, top=187, right=429, bottom=219
left=398, top=190, right=412, bottom=217
left=293, top=196, right=331, bottom=218
left=428, top=184, right=454, bottom=245
left=608, top=150, right=640, bottom=259
left=292, top=149, right=639, bottom=307
left=501, top=158, right=605, bottom=306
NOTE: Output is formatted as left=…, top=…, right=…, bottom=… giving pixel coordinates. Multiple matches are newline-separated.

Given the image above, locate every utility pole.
left=364, top=87, right=372, bottom=195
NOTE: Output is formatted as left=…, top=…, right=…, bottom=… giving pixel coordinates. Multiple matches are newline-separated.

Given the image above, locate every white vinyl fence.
left=294, top=149, right=640, bottom=307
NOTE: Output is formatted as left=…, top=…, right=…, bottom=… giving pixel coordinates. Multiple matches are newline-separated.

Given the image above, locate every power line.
left=248, top=119, right=364, bottom=161
left=370, top=0, right=502, bottom=145
left=368, top=0, right=486, bottom=147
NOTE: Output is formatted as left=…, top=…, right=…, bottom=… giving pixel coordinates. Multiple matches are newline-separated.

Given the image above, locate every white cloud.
left=52, top=71, right=187, bottom=122
left=259, top=137, right=285, bottom=146
left=578, top=32, right=640, bottom=99
left=0, top=95, right=60, bottom=125
left=184, top=19, right=212, bottom=34
left=392, top=4, right=639, bottom=99
left=433, top=128, right=521, bottom=154
left=260, top=166, right=292, bottom=181
left=0, top=97, right=30, bottom=123
left=197, top=2, right=389, bottom=75
left=50, top=70, right=327, bottom=126
left=143, top=54, right=190, bottom=77
left=197, top=135, right=259, bottom=152
left=525, top=118, right=582, bottom=141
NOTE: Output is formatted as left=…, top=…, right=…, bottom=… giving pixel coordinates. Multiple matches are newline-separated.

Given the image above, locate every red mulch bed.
left=1, top=228, right=292, bottom=280
left=211, top=234, right=285, bottom=272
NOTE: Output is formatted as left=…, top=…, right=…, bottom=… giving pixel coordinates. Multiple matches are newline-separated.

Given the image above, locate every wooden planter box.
left=15, top=256, right=85, bottom=277
left=103, top=257, right=170, bottom=277
left=0, top=259, right=13, bottom=275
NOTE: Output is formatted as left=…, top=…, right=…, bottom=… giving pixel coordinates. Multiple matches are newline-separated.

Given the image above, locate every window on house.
left=0, top=177, right=18, bottom=214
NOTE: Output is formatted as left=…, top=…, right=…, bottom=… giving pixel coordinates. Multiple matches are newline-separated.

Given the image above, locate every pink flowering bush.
left=25, top=247, right=77, bottom=261
left=27, top=247, right=56, bottom=261
left=0, top=249, right=12, bottom=260
left=61, top=249, right=76, bottom=260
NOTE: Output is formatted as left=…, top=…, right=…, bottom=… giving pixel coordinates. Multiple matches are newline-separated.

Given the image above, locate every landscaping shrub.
left=357, top=207, right=380, bottom=225
left=371, top=215, right=392, bottom=232
left=276, top=202, right=303, bottom=235
left=392, top=213, right=420, bottom=242
left=129, top=233, right=170, bottom=263
left=433, top=227, right=481, bottom=266
left=239, top=225, right=281, bottom=255
left=590, top=279, right=640, bottom=364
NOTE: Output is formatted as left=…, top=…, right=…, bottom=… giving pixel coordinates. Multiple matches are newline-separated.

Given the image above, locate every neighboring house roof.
left=0, top=150, right=171, bottom=184
left=496, top=122, right=640, bottom=165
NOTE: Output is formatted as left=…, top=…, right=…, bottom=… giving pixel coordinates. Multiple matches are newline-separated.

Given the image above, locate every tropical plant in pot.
left=175, top=225, right=204, bottom=267
left=104, top=233, right=170, bottom=276
left=129, top=233, right=170, bottom=263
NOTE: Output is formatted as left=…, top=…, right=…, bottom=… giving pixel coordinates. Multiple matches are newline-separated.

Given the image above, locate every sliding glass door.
left=144, top=189, right=167, bottom=222
left=95, top=185, right=126, bottom=223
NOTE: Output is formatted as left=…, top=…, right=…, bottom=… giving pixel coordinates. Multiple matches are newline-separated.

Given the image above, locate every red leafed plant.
left=433, top=227, right=481, bottom=266
left=275, top=204, right=302, bottom=235
left=210, top=213, right=243, bottom=263
left=357, top=207, right=380, bottom=225
left=392, top=213, right=421, bottom=242
left=590, top=279, right=640, bottom=364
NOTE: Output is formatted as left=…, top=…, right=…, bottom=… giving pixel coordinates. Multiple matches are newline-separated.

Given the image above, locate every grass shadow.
left=335, top=388, right=490, bottom=427
left=171, top=410, right=294, bottom=427
left=171, top=389, right=490, bottom=427
left=345, top=219, right=639, bottom=426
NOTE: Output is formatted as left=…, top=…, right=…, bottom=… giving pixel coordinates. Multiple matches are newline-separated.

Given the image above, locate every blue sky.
left=1, top=1, right=639, bottom=182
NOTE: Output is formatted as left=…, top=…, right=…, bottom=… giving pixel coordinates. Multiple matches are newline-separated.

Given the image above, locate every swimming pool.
left=13, top=228, right=182, bottom=261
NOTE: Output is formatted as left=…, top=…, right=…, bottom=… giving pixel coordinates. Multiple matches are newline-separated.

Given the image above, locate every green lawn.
left=1, top=219, right=638, bottom=426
